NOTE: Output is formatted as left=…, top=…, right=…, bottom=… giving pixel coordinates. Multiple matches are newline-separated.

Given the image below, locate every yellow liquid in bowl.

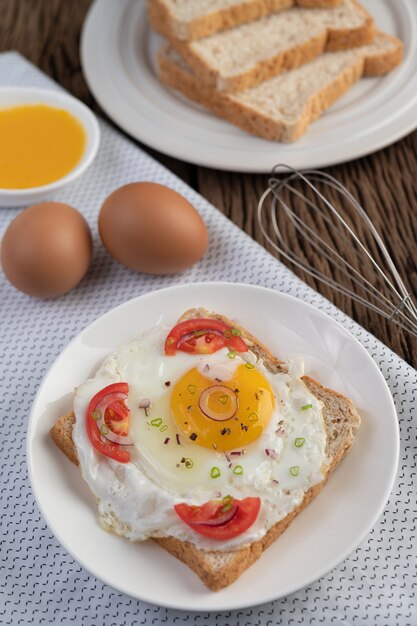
left=0, top=104, right=86, bottom=189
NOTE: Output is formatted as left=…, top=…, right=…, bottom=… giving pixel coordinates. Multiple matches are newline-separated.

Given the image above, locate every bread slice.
left=160, top=0, right=375, bottom=92
left=148, top=0, right=343, bottom=43
left=158, top=32, right=403, bottom=142
left=51, top=308, right=361, bottom=590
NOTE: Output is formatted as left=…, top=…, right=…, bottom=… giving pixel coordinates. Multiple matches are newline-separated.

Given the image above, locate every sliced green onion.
left=187, top=384, right=198, bottom=395
left=233, top=465, right=243, bottom=475
left=290, top=465, right=300, bottom=477
left=222, top=494, right=233, bottom=512
left=248, top=412, right=258, bottom=422
left=227, top=350, right=237, bottom=359
left=100, top=423, right=109, bottom=436
left=294, top=437, right=305, bottom=448
left=218, top=394, right=229, bottom=405
left=231, top=328, right=242, bottom=336
left=194, top=330, right=207, bottom=337
left=184, top=458, right=194, bottom=469
left=245, top=363, right=255, bottom=370
left=160, top=425, right=168, bottom=433
left=92, top=410, right=102, bottom=421
left=210, top=466, right=221, bottom=479
left=301, top=403, right=313, bottom=411
left=150, top=418, right=163, bottom=427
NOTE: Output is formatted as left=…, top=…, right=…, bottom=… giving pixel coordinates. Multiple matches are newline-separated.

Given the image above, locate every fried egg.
left=72, top=324, right=329, bottom=550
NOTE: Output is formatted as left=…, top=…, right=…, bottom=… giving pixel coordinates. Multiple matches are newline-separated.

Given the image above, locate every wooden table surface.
left=2, top=0, right=416, bottom=367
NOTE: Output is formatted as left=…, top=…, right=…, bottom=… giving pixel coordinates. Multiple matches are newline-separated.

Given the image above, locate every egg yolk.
left=0, top=104, right=86, bottom=189
left=170, top=364, right=275, bottom=451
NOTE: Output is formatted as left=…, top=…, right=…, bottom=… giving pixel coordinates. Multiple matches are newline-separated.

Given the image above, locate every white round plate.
left=27, top=283, right=399, bottom=611
left=80, top=0, right=417, bottom=173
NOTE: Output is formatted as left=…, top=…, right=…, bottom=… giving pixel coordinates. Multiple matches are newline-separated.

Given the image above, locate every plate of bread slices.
left=27, top=283, right=399, bottom=610
left=80, top=0, right=416, bottom=171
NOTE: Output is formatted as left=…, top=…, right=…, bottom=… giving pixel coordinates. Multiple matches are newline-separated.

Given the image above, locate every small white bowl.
left=0, top=87, right=100, bottom=208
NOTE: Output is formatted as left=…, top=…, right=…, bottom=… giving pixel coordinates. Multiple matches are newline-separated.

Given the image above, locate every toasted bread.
left=158, top=32, right=403, bottom=142
left=51, top=308, right=360, bottom=590
left=147, top=0, right=343, bottom=43
left=160, top=0, right=376, bottom=93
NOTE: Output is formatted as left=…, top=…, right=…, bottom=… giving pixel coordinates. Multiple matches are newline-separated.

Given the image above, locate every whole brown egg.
left=1, top=202, right=92, bottom=298
left=98, top=182, right=208, bottom=274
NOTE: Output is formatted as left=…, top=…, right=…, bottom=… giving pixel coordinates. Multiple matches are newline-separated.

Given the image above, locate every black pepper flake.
left=181, top=457, right=186, bottom=463
left=212, top=443, right=217, bottom=449
left=165, top=381, right=171, bottom=387
left=234, top=388, right=239, bottom=393
left=220, top=427, right=231, bottom=436
left=176, top=463, right=180, bottom=468
left=215, top=377, right=222, bottom=383
left=189, top=433, right=197, bottom=441
left=187, top=405, right=193, bottom=412
left=255, top=392, right=259, bottom=400
left=176, top=434, right=181, bottom=445
left=241, top=423, right=248, bottom=432
left=144, top=407, right=150, bottom=417
left=164, top=437, right=170, bottom=445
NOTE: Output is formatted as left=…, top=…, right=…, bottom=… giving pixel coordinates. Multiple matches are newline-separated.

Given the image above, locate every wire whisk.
left=257, top=165, right=417, bottom=338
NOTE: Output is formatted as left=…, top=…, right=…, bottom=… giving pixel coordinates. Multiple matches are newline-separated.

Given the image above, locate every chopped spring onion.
left=187, top=384, right=198, bottom=395
left=294, top=437, right=305, bottom=447
left=222, top=495, right=233, bottom=512
left=233, top=465, right=243, bottom=475
left=210, top=467, right=221, bottom=479
left=150, top=418, right=163, bottom=427
left=248, top=412, right=258, bottom=422
left=92, top=410, right=102, bottom=421
left=227, top=350, right=237, bottom=359
left=218, top=394, right=229, bottom=405
left=184, top=458, right=194, bottom=469
left=290, top=466, right=300, bottom=477
left=100, top=423, right=109, bottom=436
left=231, top=328, right=242, bottom=336
left=245, top=363, right=255, bottom=370
left=301, top=403, right=313, bottom=411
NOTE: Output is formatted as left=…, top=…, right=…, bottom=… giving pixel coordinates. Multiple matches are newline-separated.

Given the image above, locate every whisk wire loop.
left=258, top=165, right=417, bottom=338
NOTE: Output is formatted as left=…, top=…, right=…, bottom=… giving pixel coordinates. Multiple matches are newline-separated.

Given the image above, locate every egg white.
left=72, top=324, right=329, bottom=550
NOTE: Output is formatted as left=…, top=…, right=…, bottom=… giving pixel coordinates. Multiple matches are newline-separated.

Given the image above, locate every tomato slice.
left=174, top=496, right=261, bottom=540
left=86, top=382, right=131, bottom=463
left=165, top=319, right=248, bottom=356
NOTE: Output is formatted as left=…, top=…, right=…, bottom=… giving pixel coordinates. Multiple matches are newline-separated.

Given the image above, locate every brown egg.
left=98, top=182, right=208, bottom=274
left=1, top=202, right=92, bottom=298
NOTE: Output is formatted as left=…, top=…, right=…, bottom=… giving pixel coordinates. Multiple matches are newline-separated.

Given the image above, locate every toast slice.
left=148, top=0, right=343, bottom=43
left=158, top=32, right=403, bottom=142
left=51, top=308, right=361, bottom=590
left=161, top=0, right=375, bottom=92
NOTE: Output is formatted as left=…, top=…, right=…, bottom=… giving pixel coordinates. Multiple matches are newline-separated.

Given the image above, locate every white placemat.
left=0, top=52, right=415, bottom=626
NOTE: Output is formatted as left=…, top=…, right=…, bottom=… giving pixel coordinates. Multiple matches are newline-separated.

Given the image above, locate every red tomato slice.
left=165, top=319, right=248, bottom=356
left=174, top=497, right=261, bottom=540
left=105, top=400, right=130, bottom=436
left=86, top=382, right=131, bottom=463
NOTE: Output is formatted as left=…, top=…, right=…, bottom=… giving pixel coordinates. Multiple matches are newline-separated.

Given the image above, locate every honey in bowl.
left=0, top=104, right=86, bottom=189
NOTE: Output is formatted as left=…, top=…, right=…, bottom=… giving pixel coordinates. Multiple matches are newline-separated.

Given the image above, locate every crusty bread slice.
left=160, top=0, right=375, bottom=92
left=50, top=308, right=361, bottom=590
left=148, top=0, right=342, bottom=43
left=158, top=32, right=403, bottom=142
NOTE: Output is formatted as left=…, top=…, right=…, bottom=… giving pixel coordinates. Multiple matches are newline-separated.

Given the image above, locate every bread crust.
left=50, top=308, right=361, bottom=590
left=148, top=0, right=342, bottom=42
left=161, top=1, right=375, bottom=93
left=157, top=33, right=403, bottom=142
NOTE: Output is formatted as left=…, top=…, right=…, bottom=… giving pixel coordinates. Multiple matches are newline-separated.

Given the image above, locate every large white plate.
left=27, top=283, right=399, bottom=611
left=80, top=0, right=417, bottom=173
